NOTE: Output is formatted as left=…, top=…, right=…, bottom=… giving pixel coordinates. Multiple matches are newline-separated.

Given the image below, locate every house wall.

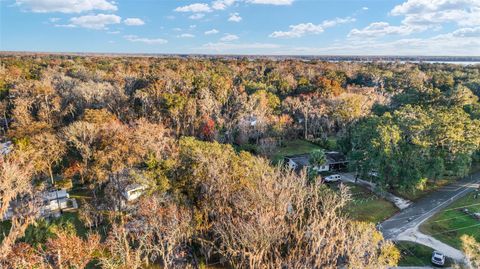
left=313, top=164, right=330, bottom=172
left=287, top=159, right=298, bottom=170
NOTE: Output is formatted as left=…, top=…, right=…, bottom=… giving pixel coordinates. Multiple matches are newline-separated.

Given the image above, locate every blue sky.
left=1, top=0, right=479, bottom=55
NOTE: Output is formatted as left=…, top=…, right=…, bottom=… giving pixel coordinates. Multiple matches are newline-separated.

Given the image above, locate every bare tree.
left=134, top=196, right=193, bottom=268
left=99, top=223, right=143, bottom=269
left=63, top=121, right=99, bottom=183
left=177, top=138, right=399, bottom=268
left=0, top=150, right=36, bottom=261
left=30, top=132, right=66, bottom=184
left=43, top=229, right=101, bottom=269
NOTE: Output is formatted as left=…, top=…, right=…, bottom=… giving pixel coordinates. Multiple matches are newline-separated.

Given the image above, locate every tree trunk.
left=304, top=111, right=308, bottom=140
left=49, top=165, right=54, bottom=185
left=58, top=249, right=62, bottom=269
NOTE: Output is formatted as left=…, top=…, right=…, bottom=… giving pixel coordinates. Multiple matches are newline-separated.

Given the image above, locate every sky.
left=1, top=0, right=480, bottom=55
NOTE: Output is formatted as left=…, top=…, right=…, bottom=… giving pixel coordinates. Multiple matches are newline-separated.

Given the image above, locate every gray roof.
left=42, top=189, right=69, bottom=201
left=285, top=151, right=347, bottom=169
left=325, top=151, right=347, bottom=164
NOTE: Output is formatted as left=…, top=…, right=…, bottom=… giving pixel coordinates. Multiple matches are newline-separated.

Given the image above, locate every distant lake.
left=399, top=61, right=480, bottom=65
left=330, top=60, right=480, bottom=65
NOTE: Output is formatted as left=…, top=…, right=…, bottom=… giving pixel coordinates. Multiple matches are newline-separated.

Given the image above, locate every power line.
left=430, top=223, right=480, bottom=236
left=383, top=181, right=480, bottom=224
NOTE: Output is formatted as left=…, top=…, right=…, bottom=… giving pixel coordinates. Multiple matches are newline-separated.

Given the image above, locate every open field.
left=395, top=241, right=452, bottom=267
left=344, top=184, right=398, bottom=223
left=270, top=139, right=322, bottom=163
left=420, top=192, right=480, bottom=249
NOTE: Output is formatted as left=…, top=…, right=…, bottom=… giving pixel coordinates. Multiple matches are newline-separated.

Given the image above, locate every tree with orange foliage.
left=43, top=229, right=101, bottom=269
left=200, top=116, right=216, bottom=141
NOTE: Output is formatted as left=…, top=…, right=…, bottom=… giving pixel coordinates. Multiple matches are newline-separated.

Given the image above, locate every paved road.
left=380, top=172, right=480, bottom=240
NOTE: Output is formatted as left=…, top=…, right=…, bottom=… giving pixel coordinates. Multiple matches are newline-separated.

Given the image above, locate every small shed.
left=122, top=183, right=147, bottom=202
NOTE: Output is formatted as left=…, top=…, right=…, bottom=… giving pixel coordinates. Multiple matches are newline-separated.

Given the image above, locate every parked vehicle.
left=324, top=174, right=341, bottom=182
left=431, top=251, right=445, bottom=266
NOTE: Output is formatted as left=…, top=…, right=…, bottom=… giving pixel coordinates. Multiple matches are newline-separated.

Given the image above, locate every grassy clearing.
left=58, top=212, right=89, bottom=237
left=420, top=192, right=480, bottom=249
left=0, top=220, right=12, bottom=243
left=395, top=241, right=454, bottom=267
left=344, top=184, right=398, bottom=223
left=270, top=139, right=321, bottom=163
left=70, top=187, right=94, bottom=202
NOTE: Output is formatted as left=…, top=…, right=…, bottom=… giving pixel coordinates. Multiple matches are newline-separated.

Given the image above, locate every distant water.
left=399, top=61, right=480, bottom=65
left=337, top=60, right=480, bottom=65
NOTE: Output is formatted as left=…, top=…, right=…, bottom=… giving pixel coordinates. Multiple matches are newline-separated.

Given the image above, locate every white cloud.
left=49, top=17, right=60, bottom=22
left=220, top=34, right=239, bottom=41
left=348, top=22, right=421, bottom=38
left=228, top=12, right=242, bottom=22
left=246, top=0, right=294, bottom=5
left=174, top=0, right=294, bottom=15
left=348, top=0, right=480, bottom=39
left=201, top=42, right=281, bottom=52
left=205, top=29, right=220, bottom=35
left=107, top=30, right=120, bottom=34
left=270, top=17, right=355, bottom=38
left=189, top=13, right=205, bottom=19
left=70, top=14, right=121, bottom=30
left=174, top=3, right=212, bottom=13
left=212, top=0, right=236, bottom=10
left=444, top=26, right=480, bottom=37
left=362, top=7, right=368, bottom=10
left=15, top=0, right=117, bottom=13
left=178, top=33, right=195, bottom=38
left=54, top=23, right=76, bottom=28
left=124, top=35, right=168, bottom=44
left=391, top=0, right=480, bottom=27
left=270, top=23, right=323, bottom=38
left=124, top=18, right=145, bottom=26
left=283, top=29, right=480, bottom=55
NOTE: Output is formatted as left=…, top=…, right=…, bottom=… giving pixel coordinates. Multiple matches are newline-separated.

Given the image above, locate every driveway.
left=340, top=172, right=412, bottom=209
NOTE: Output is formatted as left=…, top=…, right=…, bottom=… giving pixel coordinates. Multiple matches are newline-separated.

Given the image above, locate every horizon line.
left=1, top=50, right=480, bottom=60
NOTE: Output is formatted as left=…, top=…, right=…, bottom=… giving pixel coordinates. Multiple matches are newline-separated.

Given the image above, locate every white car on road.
left=324, top=174, right=341, bottom=183
left=431, top=251, right=445, bottom=266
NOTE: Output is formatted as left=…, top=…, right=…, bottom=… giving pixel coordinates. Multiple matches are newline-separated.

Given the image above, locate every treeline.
left=342, top=65, right=480, bottom=191
left=0, top=55, right=480, bottom=268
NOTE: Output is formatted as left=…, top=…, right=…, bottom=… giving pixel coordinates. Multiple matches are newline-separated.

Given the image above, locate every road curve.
left=380, top=172, right=480, bottom=240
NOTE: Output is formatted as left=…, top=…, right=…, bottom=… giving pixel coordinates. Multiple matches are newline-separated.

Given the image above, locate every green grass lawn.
left=57, top=212, right=89, bottom=237
left=270, top=139, right=321, bottom=163
left=0, top=220, right=12, bottom=243
left=420, top=192, right=480, bottom=249
left=395, top=241, right=453, bottom=267
left=70, top=187, right=94, bottom=202
left=344, top=184, right=398, bottom=223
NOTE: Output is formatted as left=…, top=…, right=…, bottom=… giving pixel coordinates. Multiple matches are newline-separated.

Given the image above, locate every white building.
left=0, top=141, right=12, bottom=155
left=2, top=189, right=78, bottom=221
left=122, top=183, right=147, bottom=202
left=284, top=151, right=348, bottom=172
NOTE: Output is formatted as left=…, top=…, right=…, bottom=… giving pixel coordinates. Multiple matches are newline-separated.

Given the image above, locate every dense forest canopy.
left=0, top=55, right=479, bottom=268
